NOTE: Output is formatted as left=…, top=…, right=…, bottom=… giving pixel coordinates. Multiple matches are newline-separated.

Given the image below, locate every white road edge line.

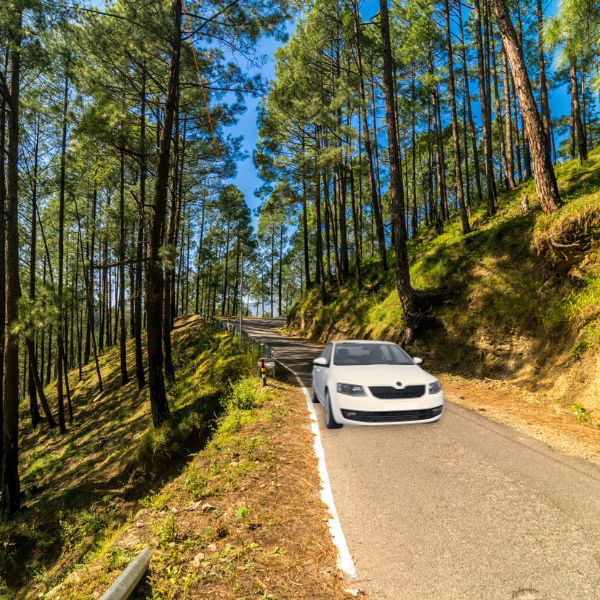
left=275, top=359, right=357, bottom=578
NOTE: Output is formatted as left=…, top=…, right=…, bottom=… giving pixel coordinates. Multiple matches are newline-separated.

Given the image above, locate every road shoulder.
left=53, top=376, right=352, bottom=599
left=440, top=373, right=600, bottom=466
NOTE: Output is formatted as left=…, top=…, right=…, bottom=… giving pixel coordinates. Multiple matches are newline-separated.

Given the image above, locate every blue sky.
left=229, top=33, right=283, bottom=221
left=229, top=0, right=573, bottom=227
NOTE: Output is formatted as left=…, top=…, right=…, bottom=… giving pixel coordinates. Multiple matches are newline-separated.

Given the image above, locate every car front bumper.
left=332, top=391, right=445, bottom=425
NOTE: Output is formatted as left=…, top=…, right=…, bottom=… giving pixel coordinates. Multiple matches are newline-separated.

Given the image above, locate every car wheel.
left=324, top=390, right=343, bottom=429
left=312, top=389, right=320, bottom=403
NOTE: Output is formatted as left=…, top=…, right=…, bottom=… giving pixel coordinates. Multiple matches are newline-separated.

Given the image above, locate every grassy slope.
left=0, top=317, right=259, bottom=599
left=288, top=149, right=600, bottom=427
left=54, top=376, right=349, bottom=600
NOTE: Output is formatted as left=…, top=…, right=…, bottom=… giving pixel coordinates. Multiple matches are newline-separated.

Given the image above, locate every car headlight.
left=336, top=383, right=366, bottom=396
left=428, top=380, right=442, bottom=394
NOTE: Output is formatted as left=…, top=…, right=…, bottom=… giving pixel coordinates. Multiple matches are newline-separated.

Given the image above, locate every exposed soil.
left=55, top=378, right=353, bottom=599
left=439, top=373, right=600, bottom=466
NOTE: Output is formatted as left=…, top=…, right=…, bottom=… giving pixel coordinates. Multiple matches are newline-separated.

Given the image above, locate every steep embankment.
left=2, top=319, right=348, bottom=599
left=1, top=318, right=256, bottom=598
left=288, top=150, right=600, bottom=451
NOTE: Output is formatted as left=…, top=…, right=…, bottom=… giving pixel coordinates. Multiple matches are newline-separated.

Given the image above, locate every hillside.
left=287, top=150, right=600, bottom=443
left=0, top=319, right=346, bottom=599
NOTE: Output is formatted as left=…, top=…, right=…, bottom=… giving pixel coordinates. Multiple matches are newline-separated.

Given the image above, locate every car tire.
left=324, top=390, right=343, bottom=429
left=312, top=389, right=320, bottom=403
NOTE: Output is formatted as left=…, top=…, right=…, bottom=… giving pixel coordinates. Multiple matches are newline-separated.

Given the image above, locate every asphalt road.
left=227, top=318, right=600, bottom=600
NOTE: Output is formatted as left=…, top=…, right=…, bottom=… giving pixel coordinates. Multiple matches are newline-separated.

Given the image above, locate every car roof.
left=331, top=340, right=395, bottom=345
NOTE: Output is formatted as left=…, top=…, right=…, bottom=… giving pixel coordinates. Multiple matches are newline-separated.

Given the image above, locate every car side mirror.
left=313, top=357, right=329, bottom=367
left=413, top=357, right=423, bottom=365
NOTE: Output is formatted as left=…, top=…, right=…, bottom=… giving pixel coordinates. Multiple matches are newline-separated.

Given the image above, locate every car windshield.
left=333, top=343, right=413, bottom=366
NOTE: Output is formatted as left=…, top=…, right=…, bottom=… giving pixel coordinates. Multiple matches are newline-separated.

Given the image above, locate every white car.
left=312, top=340, right=444, bottom=428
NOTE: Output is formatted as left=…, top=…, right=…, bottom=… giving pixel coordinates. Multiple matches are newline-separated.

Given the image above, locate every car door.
left=313, top=343, right=333, bottom=401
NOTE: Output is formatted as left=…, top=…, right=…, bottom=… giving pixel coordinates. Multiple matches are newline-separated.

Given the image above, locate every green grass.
left=51, top=375, right=286, bottom=599
left=288, top=148, right=600, bottom=379
left=0, top=319, right=261, bottom=599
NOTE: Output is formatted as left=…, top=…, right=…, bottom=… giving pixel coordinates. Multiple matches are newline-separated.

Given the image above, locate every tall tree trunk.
left=512, top=70, right=523, bottom=180
left=370, top=61, right=383, bottom=209
left=432, top=75, right=448, bottom=222
left=184, top=210, right=191, bottom=314
left=73, top=196, right=104, bottom=395
left=56, top=66, right=69, bottom=435
left=129, top=258, right=135, bottom=338
left=195, top=198, right=205, bottom=314
left=352, top=4, right=387, bottom=269
left=28, top=120, right=41, bottom=427
left=323, top=172, right=332, bottom=282
left=502, top=45, right=516, bottom=188
left=444, top=0, right=470, bottom=234
left=134, top=213, right=145, bottom=388
left=63, top=301, right=73, bottom=424
left=278, top=224, right=283, bottom=316
left=491, top=0, right=561, bottom=213
left=46, top=325, right=52, bottom=384
left=134, top=64, right=147, bottom=389
left=379, top=0, right=417, bottom=343
left=99, top=232, right=107, bottom=350
left=162, top=92, right=180, bottom=384
left=0, top=56, right=6, bottom=469
left=349, top=162, right=363, bottom=289
left=26, top=121, right=55, bottom=428
left=145, top=0, right=181, bottom=427
left=314, top=128, right=327, bottom=304
left=459, top=2, right=483, bottom=204
left=491, top=30, right=510, bottom=190
left=338, top=112, right=349, bottom=279
left=330, top=173, right=342, bottom=286
left=40, top=262, right=46, bottom=388
left=461, top=76, right=472, bottom=211
left=411, top=72, right=418, bottom=233
left=483, top=0, right=499, bottom=200
left=270, top=224, right=274, bottom=314
left=301, top=132, right=311, bottom=289
left=84, top=183, right=97, bottom=365
left=119, top=150, right=129, bottom=385
left=474, top=0, right=496, bottom=215
left=536, top=0, right=552, bottom=159
left=580, top=66, right=587, bottom=151
left=2, top=12, right=23, bottom=516
left=221, top=220, right=231, bottom=315
left=570, top=59, right=587, bottom=163
left=338, top=166, right=349, bottom=279
left=516, top=0, right=532, bottom=180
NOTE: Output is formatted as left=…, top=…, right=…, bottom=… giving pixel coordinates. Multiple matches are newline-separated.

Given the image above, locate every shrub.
left=229, top=377, right=261, bottom=411
left=571, top=402, right=589, bottom=423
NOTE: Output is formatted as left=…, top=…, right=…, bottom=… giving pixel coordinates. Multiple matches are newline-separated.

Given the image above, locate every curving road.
left=227, top=318, right=600, bottom=600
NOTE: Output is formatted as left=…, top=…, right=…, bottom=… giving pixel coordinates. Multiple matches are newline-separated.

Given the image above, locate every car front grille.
left=341, top=406, right=443, bottom=423
left=368, top=385, right=426, bottom=399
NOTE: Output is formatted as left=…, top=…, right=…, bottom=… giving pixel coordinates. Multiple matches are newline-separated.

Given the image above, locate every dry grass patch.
left=440, top=374, right=600, bottom=466
left=56, top=377, right=351, bottom=599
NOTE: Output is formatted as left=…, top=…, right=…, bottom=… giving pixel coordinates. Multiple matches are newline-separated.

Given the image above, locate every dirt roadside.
left=439, top=373, right=600, bottom=466
left=52, top=376, right=354, bottom=599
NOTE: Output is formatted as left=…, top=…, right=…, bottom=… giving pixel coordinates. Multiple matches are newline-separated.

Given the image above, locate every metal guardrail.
left=100, top=547, right=152, bottom=600
left=203, top=314, right=273, bottom=360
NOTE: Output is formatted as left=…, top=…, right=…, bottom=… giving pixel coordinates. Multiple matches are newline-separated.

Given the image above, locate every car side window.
left=321, top=344, right=333, bottom=364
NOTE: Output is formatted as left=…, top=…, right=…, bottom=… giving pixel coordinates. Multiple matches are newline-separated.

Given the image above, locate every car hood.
left=333, top=364, right=436, bottom=386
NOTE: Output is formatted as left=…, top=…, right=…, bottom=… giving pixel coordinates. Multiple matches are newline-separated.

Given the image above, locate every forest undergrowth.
left=0, top=317, right=258, bottom=598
